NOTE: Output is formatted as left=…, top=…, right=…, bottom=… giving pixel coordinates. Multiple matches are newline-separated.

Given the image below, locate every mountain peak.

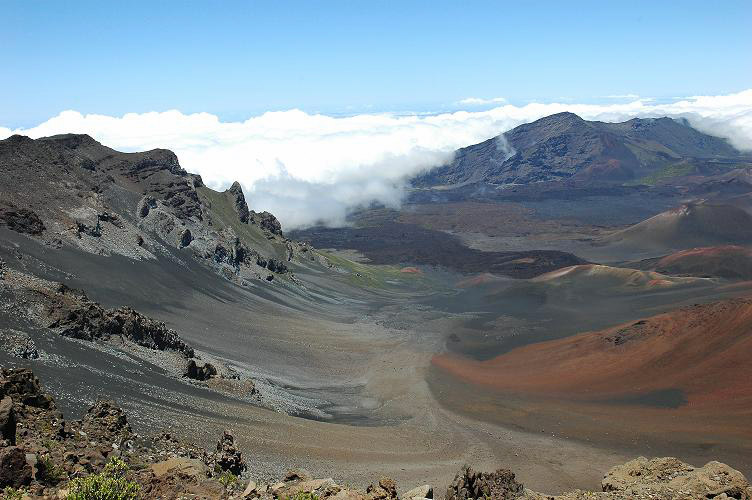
left=413, top=112, right=742, bottom=188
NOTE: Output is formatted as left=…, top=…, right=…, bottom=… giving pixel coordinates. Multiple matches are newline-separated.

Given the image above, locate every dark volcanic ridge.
left=292, top=218, right=587, bottom=278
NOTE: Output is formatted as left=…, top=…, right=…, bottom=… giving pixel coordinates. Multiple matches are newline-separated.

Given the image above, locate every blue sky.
left=2, top=0, right=750, bottom=127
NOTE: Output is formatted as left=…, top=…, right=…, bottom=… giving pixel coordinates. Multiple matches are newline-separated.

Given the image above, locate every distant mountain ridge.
left=413, top=112, right=743, bottom=187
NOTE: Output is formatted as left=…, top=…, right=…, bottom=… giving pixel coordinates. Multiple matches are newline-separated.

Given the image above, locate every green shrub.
left=217, top=470, right=238, bottom=488
left=67, top=457, right=140, bottom=500
left=1, top=487, right=25, bottom=500
left=287, top=493, right=319, bottom=500
left=38, top=455, right=67, bottom=483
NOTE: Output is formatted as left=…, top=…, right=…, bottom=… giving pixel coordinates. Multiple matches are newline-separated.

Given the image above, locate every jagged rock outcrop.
left=0, top=368, right=55, bottom=410
left=47, top=293, right=194, bottom=358
left=228, top=181, right=251, bottom=224
left=254, top=210, right=283, bottom=236
left=445, top=466, right=524, bottom=500
left=205, top=430, right=246, bottom=476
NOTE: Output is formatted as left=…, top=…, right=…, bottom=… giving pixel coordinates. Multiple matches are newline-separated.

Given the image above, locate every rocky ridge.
left=0, top=134, right=329, bottom=286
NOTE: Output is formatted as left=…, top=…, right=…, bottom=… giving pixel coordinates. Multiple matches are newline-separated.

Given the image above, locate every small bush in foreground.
left=287, top=493, right=319, bottom=500
left=67, top=457, right=139, bottom=500
left=218, top=470, right=238, bottom=488
left=38, top=455, right=67, bottom=484
left=1, top=487, right=25, bottom=500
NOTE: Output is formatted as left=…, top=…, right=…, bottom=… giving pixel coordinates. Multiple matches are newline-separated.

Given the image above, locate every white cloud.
left=456, top=97, right=508, bottom=106
left=2, top=89, right=751, bottom=229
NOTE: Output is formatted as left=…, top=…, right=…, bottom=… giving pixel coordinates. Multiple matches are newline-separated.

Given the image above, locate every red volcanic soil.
left=400, top=266, right=422, bottom=274
left=653, top=245, right=752, bottom=279
left=433, top=297, right=752, bottom=411
left=455, top=273, right=499, bottom=288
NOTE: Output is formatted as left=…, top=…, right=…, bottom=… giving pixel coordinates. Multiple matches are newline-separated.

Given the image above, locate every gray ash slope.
left=0, top=133, right=429, bottom=427
left=413, top=112, right=746, bottom=187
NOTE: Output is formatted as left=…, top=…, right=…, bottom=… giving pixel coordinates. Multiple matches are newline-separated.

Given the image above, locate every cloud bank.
left=2, top=89, right=751, bottom=229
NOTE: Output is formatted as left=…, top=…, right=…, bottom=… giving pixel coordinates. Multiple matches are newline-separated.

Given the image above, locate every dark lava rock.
left=0, top=446, right=32, bottom=488
left=48, top=299, right=194, bottom=358
left=76, top=220, right=101, bottom=237
left=266, top=258, right=288, bottom=274
left=184, top=359, right=218, bottom=381
left=179, top=228, right=193, bottom=248
left=139, top=196, right=158, bottom=218
left=228, top=181, right=250, bottom=224
left=254, top=211, right=283, bottom=236
left=98, top=211, right=123, bottom=228
left=0, top=202, right=45, bottom=235
left=445, top=466, right=524, bottom=500
left=207, top=430, right=245, bottom=476
left=0, top=396, right=16, bottom=445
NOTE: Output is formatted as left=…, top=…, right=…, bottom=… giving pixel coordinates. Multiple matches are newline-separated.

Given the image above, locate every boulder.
left=404, top=485, right=433, bottom=499
left=0, top=368, right=55, bottom=409
left=601, top=456, right=752, bottom=499
left=366, top=477, right=398, bottom=500
left=184, top=359, right=218, bottom=381
left=179, top=228, right=193, bottom=248
left=284, top=468, right=313, bottom=482
left=0, top=446, right=32, bottom=488
left=150, top=457, right=205, bottom=479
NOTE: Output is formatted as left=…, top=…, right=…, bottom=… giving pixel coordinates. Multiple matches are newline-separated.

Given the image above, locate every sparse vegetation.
left=1, top=487, right=25, bottom=500
left=67, top=457, right=140, bottom=500
left=218, top=470, right=238, bottom=488
left=287, top=493, right=319, bottom=500
left=37, top=455, right=67, bottom=483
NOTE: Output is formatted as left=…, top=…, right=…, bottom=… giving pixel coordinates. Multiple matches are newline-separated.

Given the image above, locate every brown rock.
left=0, top=396, right=16, bottom=445
left=367, top=477, right=398, bottom=500
left=0, top=446, right=32, bottom=488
